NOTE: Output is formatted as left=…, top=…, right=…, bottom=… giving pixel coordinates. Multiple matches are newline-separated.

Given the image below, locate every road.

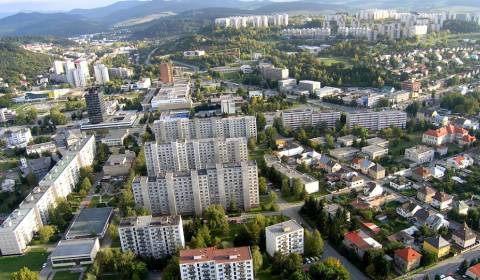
left=145, top=47, right=159, bottom=65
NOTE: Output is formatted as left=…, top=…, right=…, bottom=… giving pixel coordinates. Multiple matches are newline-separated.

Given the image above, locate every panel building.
left=265, top=220, right=304, bottom=256
left=85, top=87, right=107, bottom=124
left=160, top=62, right=174, bottom=84
left=179, top=246, right=254, bottom=280
left=132, top=161, right=259, bottom=216
left=346, top=110, right=407, bottom=130
left=153, top=115, right=257, bottom=143
left=93, top=63, right=110, bottom=85
left=144, top=137, right=248, bottom=175
left=0, top=136, right=95, bottom=255
left=119, top=215, right=185, bottom=259
left=281, top=109, right=341, bottom=129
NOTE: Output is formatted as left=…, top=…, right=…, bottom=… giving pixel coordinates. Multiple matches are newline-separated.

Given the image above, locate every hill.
left=0, top=41, right=53, bottom=85
left=0, top=13, right=107, bottom=37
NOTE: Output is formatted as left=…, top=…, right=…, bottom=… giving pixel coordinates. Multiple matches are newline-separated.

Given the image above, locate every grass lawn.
left=389, top=133, right=422, bottom=157
left=318, top=56, right=351, bottom=66
left=256, top=268, right=282, bottom=280
left=399, top=188, right=417, bottom=197
left=0, top=159, right=19, bottom=171
left=53, top=271, right=81, bottom=280
left=0, top=247, right=48, bottom=279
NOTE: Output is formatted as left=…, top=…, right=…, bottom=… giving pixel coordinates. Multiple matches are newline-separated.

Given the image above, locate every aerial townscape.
left=2, top=0, right=480, bottom=280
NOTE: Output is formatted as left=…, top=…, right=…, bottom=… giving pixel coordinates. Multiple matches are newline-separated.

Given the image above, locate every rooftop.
left=120, top=215, right=182, bottom=227
left=180, top=246, right=252, bottom=264
left=51, top=238, right=98, bottom=258
left=265, top=220, right=303, bottom=236
left=65, top=207, right=113, bottom=239
left=394, top=247, right=422, bottom=262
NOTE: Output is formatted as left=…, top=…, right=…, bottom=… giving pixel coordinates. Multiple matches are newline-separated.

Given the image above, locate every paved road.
left=145, top=47, right=159, bottom=65
left=408, top=248, right=480, bottom=279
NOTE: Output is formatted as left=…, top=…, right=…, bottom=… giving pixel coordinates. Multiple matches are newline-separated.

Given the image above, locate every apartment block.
left=281, top=109, right=340, bottom=129
left=0, top=135, right=95, bottom=255
left=153, top=115, right=257, bottom=143
left=179, top=246, right=254, bottom=280
left=119, top=215, right=185, bottom=259
left=144, top=137, right=248, bottom=175
left=266, top=220, right=304, bottom=256
left=5, top=128, right=32, bottom=148
left=346, top=110, right=407, bottom=130
left=132, top=161, right=259, bottom=216
left=258, top=63, right=289, bottom=81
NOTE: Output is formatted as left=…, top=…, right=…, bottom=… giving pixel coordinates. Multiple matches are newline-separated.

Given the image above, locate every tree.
left=11, top=267, right=39, bottom=280
left=248, top=137, right=256, bottom=151
left=406, top=102, right=420, bottom=117
left=289, top=271, right=312, bottom=280
left=203, top=205, right=229, bottom=237
left=421, top=251, right=438, bottom=266
left=283, top=253, right=303, bottom=277
left=38, top=225, right=56, bottom=243
left=256, top=112, right=266, bottom=131
left=309, top=258, right=351, bottom=280
left=162, top=257, right=180, bottom=280
left=251, top=245, right=263, bottom=274
left=258, top=177, right=268, bottom=194
left=305, top=230, right=324, bottom=257
left=292, top=178, right=305, bottom=199
left=78, top=177, right=92, bottom=196
left=49, top=107, right=67, bottom=125
left=191, top=235, right=207, bottom=248
left=376, top=98, right=390, bottom=108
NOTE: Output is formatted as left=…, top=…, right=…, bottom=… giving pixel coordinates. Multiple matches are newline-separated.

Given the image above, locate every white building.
left=346, top=110, right=407, bottom=130
left=179, top=246, right=254, bottom=280
left=298, top=80, right=321, bottom=93
left=93, top=64, right=110, bottom=85
left=266, top=220, right=304, bottom=256
left=0, top=136, right=95, bottom=255
left=404, top=145, right=435, bottom=165
left=144, top=137, right=248, bottom=175
left=132, top=161, right=259, bottom=216
left=281, top=109, right=341, bottom=129
left=153, top=115, right=257, bottom=143
left=0, top=108, right=16, bottom=123
left=221, top=99, right=236, bottom=114
left=5, top=128, right=32, bottom=148
left=119, top=215, right=185, bottom=259
left=109, top=67, right=133, bottom=79
left=50, top=238, right=100, bottom=267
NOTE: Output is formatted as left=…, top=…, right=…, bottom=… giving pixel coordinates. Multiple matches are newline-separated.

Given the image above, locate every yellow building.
left=423, top=236, right=450, bottom=258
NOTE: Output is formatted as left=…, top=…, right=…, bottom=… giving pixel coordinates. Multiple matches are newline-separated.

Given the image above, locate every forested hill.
left=0, top=42, right=53, bottom=86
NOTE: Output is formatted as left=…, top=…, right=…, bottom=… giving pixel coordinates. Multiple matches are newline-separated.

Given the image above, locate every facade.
left=446, top=154, right=474, bottom=169
left=452, top=223, right=476, bottom=248
left=26, top=142, right=57, bottom=156
left=160, top=63, right=174, bottom=84
left=153, top=115, right=257, bottom=142
left=0, top=107, right=16, bottom=123
left=119, top=215, right=185, bottom=259
left=423, top=236, right=450, bottom=258
left=281, top=109, right=341, bottom=129
left=346, top=110, right=407, bottom=130
left=109, top=67, right=133, bottom=78
left=93, top=64, right=110, bottom=85
left=417, top=186, right=437, bottom=203
left=179, top=246, right=254, bottom=280
left=265, top=220, right=304, bottom=256
left=404, top=145, right=435, bottom=164
left=361, top=145, right=388, bottom=159
left=298, top=80, right=321, bottom=93
left=394, top=247, right=422, bottom=272
left=50, top=238, right=100, bottom=267
left=5, top=128, right=32, bottom=148
left=431, top=192, right=453, bottom=210
left=343, top=230, right=382, bottom=258
left=144, top=137, right=248, bottom=175
left=85, top=87, right=106, bottom=124
left=132, top=161, right=259, bottom=215
left=0, top=136, right=95, bottom=255
left=258, top=63, right=289, bottom=80
left=101, top=129, right=129, bottom=147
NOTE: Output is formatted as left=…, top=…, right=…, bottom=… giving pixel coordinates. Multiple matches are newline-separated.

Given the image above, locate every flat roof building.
left=266, top=220, right=304, bottom=256
left=65, top=207, right=113, bottom=240
left=50, top=238, right=100, bottom=267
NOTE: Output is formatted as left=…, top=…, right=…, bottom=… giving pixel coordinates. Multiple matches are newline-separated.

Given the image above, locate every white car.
left=42, top=263, right=47, bottom=268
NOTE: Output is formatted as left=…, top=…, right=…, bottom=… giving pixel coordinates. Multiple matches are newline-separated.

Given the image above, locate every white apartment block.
left=356, top=9, right=397, bottom=21
left=152, top=116, right=257, bottom=143
left=266, top=220, right=304, bottom=257
left=338, top=27, right=375, bottom=41
left=298, top=80, right=321, bottom=93
left=132, top=161, right=259, bottom=216
left=0, top=135, right=95, bottom=255
left=179, top=246, right=254, bottom=280
left=258, top=63, right=289, bottom=81
left=346, top=110, right=407, bottom=130
left=281, top=28, right=331, bottom=39
left=5, top=128, right=32, bottom=148
left=281, top=109, right=341, bottom=129
left=215, top=14, right=288, bottom=29
left=404, top=145, right=435, bottom=165
left=144, top=137, right=248, bottom=175
left=0, top=107, right=16, bottom=123
left=26, top=141, right=57, bottom=156
left=109, top=67, right=133, bottom=78
left=119, top=215, right=185, bottom=259
left=94, top=63, right=110, bottom=85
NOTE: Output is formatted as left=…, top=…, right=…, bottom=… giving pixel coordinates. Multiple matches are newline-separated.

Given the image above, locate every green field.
left=0, top=247, right=48, bottom=279
left=318, top=57, right=351, bottom=66
left=53, top=271, right=81, bottom=280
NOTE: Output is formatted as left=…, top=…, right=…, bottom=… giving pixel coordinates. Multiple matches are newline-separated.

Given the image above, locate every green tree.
left=251, top=245, right=263, bottom=274
left=256, top=112, right=266, bottom=131
left=305, top=230, right=324, bottom=257
left=203, top=205, right=229, bottom=237
left=49, top=107, right=67, bottom=125
left=248, top=137, right=257, bottom=151
left=162, top=257, right=180, bottom=280
left=258, top=177, right=268, bottom=194
left=38, top=225, right=56, bottom=243
left=11, top=267, right=39, bottom=280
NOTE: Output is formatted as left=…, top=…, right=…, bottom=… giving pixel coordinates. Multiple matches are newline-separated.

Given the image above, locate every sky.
left=0, top=0, right=122, bottom=14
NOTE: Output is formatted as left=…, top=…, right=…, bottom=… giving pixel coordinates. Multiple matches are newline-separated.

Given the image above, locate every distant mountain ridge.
left=0, top=0, right=479, bottom=37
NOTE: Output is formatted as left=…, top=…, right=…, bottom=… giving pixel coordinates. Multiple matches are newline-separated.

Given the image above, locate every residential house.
left=431, top=192, right=453, bottom=210
left=453, top=200, right=469, bottom=216
left=346, top=176, right=365, bottom=188
left=394, top=247, right=422, bottom=272
left=387, top=231, right=415, bottom=246
left=396, top=202, right=422, bottom=218
left=314, top=155, right=342, bottom=173
left=362, top=183, right=384, bottom=200
left=452, top=223, right=477, bottom=249
left=412, top=209, right=432, bottom=225
left=417, top=186, right=437, bottom=203
left=447, top=154, right=474, bottom=169
left=411, top=166, right=432, bottom=182
left=343, top=230, right=382, bottom=258
left=352, top=157, right=374, bottom=174
left=424, top=213, right=449, bottom=231
left=466, top=263, right=480, bottom=280
left=423, top=236, right=450, bottom=258
left=404, top=145, right=435, bottom=165
left=368, top=164, right=385, bottom=180
left=360, top=222, right=381, bottom=236
left=389, top=176, right=412, bottom=190
left=431, top=166, right=446, bottom=179
left=297, top=151, right=322, bottom=166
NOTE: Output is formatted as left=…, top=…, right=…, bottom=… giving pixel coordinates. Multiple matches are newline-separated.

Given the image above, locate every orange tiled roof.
left=395, top=247, right=422, bottom=262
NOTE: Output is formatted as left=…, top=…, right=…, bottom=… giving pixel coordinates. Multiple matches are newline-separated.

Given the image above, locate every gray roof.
left=266, top=220, right=303, bottom=236
left=66, top=207, right=113, bottom=239
left=454, top=223, right=476, bottom=241
left=424, top=235, right=450, bottom=248
left=51, top=238, right=98, bottom=258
